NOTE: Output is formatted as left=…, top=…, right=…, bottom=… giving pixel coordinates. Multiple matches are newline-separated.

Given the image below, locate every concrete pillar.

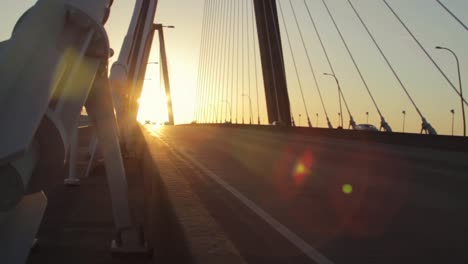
left=253, top=0, right=291, bottom=126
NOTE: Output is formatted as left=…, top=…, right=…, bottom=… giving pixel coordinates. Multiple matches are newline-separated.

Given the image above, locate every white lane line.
left=154, top=132, right=334, bottom=264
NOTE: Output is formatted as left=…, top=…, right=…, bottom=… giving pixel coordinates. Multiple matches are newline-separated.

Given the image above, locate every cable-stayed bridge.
left=192, top=0, right=467, bottom=135
left=0, top=0, right=467, bottom=263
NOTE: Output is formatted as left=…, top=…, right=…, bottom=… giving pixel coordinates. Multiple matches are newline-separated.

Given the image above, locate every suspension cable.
left=305, top=0, right=354, bottom=123
left=278, top=0, right=311, bottom=127
left=298, top=1, right=332, bottom=128
left=436, top=0, right=468, bottom=31
left=228, top=1, right=235, bottom=123
left=241, top=0, right=246, bottom=124
left=217, top=0, right=224, bottom=123
left=198, top=0, right=208, bottom=122
left=205, top=0, right=216, bottom=123
left=346, top=0, right=424, bottom=119
left=225, top=0, right=233, bottom=123
left=246, top=0, right=252, bottom=124
left=383, top=0, right=467, bottom=106
left=250, top=0, right=261, bottom=124
left=202, top=0, right=215, bottom=123
left=195, top=0, right=209, bottom=122
left=322, top=0, right=389, bottom=129
left=209, top=0, right=222, bottom=123
left=214, top=0, right=223, bottom=123
left=236, top=0, right=240, bottom=123
left=229, top=0, right=235, bottom=123
left=215, top=0, right=228, bottom=123
left=289, top=0, right=330, bottom=127
left=220, top=0, right=229, bottom=123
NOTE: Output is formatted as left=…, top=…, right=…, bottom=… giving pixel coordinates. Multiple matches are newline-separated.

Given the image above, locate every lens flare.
left=342, top=184, right=353, bottom=194
left=292, top=150, right=314, bottom=185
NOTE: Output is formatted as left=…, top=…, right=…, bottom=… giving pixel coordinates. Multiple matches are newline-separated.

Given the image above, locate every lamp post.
left=298, top=114, right=302, bottom=127
left=222, top=100, right=232, bottom=123
left=338, top=112, right=342, bottom=128
left=436, top=46, right=465, bottom=137
left=316, top=113, right=319, bottom=127
left=402, top=110, right=406, bottom=133
left=366, top=111, right=369, bottom=123
left=451, top=109, right=455, bottom=136
left=242, top=94, right=253, bottom=124
left=324, top=73, right=343, bottom=127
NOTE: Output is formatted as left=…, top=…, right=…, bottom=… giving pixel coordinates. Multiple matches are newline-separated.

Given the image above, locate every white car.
left=354, top=124, right=379, bottom=131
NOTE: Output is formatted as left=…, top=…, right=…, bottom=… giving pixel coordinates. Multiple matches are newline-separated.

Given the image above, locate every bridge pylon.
left=253, top=0, right=292, bottom=126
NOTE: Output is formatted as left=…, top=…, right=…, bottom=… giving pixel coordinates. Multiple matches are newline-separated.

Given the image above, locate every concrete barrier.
left=187, top=124, right=468, bottom=152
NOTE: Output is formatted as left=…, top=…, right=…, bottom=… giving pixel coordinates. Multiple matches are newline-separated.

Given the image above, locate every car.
left=354, top=124, right=378, bottom=131
left=271, top=121, right=285, bottom=126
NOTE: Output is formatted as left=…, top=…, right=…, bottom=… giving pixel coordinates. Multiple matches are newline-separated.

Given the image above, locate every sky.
left=1, top=0, right=467, bottom=135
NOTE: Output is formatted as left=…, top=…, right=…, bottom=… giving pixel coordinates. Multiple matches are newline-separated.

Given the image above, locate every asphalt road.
left=152, top=125, right=468, bottom=264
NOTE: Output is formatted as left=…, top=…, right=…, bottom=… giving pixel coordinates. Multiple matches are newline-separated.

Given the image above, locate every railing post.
left=86, top=74, right=146, bottom=252
left=64, top=126, right=81, bottom=186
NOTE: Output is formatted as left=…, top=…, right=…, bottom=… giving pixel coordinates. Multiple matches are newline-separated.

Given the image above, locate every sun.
left=136, top=79, right=168, bottom=124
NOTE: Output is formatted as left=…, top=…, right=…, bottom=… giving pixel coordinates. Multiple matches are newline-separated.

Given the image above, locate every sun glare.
left=137, top=80, right=169, bottom=124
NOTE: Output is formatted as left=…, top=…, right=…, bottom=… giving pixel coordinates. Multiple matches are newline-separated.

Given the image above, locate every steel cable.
left=383, top=0, right=467, bottom=106
left=278, top=0, right=312, bottom=127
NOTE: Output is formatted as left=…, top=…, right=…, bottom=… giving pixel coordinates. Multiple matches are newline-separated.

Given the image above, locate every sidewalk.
left=26, top=125, right=244, bottom=264
left=26, top=140, right=151, bottom=263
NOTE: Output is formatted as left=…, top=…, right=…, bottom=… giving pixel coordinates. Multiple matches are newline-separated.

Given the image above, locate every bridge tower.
left=253, top=0, right=291, bottom=126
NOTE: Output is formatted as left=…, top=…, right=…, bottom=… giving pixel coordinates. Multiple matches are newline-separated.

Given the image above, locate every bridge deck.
left=26, top=125, right=468, bottom=263
left=148, top=125, right=468, bottom=264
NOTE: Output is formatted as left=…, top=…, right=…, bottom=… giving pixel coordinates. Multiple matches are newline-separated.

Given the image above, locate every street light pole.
left=436, top=46, right=465, bottom=136
left=316, top=113, right=319, bottom=127
left=451, top=109, right=455, bottom=136
left=222, top=100, right=232, bottom=123
left=242, top=94, right=253, bottom=124
left=366, top=111, right=369, bottom=123
left=324, top=73, right=343, bottom=127
left=402, top=110, right=406, bottom=133
left=338, top=112, right=341, bottom=128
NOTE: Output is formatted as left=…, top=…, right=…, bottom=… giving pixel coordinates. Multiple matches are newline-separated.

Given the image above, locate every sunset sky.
left=1, top=0, right=467, bottom=135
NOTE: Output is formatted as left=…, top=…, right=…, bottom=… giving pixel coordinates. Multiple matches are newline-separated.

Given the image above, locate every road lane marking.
left=154, top=131, right=334, bottom=264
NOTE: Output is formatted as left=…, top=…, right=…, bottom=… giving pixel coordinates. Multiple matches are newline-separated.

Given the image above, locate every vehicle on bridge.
left=354, top=124, right=379, bottom=131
